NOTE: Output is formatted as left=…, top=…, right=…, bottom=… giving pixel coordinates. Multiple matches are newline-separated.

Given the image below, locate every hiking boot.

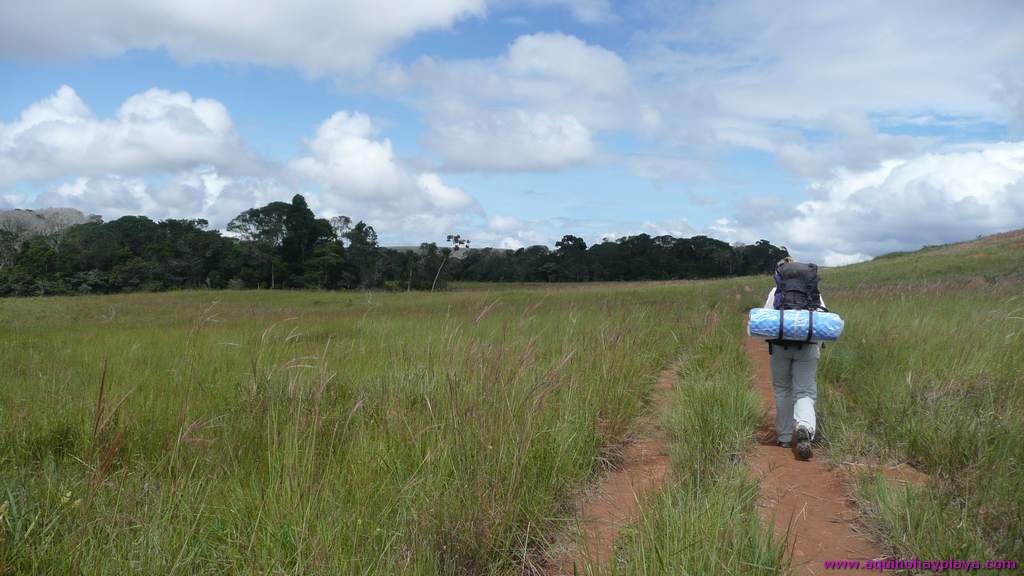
left=777, top=439, right=792, bottom=448
left=793, top=426, right=812, bottom=461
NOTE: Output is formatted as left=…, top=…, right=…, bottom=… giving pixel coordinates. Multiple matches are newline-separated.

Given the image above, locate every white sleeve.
left=764, top=287, right=776, bottom=309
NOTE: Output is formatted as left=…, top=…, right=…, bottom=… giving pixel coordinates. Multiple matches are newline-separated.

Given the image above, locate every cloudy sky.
left=2, top=0, right=1023, bottom=263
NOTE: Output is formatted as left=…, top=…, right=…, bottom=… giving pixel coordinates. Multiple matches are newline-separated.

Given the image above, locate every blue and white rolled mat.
left=747, top=308, right=845, bottom=342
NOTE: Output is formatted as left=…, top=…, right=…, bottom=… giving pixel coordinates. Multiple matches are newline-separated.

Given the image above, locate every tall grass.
left=0, top=286, right=704, bottom=574
left=810, top=232, right=1024, bottom=561
left=611, top=295, right=788, bottom=575
left=814, top=282, right=1024, bottom=560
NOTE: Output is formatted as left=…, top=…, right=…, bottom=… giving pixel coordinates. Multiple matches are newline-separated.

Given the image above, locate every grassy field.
left=0, top=282, right=745, bottom=574
left=1, top=230, right=1021, bottom=574
left=815, top=230, right=1024, bottom=563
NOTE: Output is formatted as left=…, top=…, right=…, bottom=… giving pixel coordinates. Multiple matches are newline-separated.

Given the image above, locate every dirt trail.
left=745, top=338, right=884, bottom=575
left=545, top=362, right=678, bottom=575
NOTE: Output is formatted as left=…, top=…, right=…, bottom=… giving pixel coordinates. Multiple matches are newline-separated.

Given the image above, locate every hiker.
left=764, top=256, right=825, bottom=461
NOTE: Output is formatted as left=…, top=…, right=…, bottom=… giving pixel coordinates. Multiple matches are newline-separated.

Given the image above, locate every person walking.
left=764, top=256, right=825, bottom=461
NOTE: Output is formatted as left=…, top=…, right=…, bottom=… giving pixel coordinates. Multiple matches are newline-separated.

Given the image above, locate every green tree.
left=281, top=195, right=334, bottom=286
left=227, top=201, right=290, bottom=288
left=430, top=234, right=470, bottom=291
left=343, top=221, right=381, bottom=288
left=0, top=229, right=19, bottom=270
left=555, top=234, right=589, bottom=281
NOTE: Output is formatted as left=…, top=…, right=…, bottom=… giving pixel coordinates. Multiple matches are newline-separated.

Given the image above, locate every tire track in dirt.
left=745, top=337, right=884, bottom=575
left=544, top=362, right=679, bottom=575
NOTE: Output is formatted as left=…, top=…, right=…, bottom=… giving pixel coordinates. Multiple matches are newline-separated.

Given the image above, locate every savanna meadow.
left=1, top=229, right=1021, bottom=575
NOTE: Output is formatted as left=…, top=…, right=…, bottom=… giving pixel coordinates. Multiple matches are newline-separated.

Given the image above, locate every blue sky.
left=2, top=0, right=1023, bottom=263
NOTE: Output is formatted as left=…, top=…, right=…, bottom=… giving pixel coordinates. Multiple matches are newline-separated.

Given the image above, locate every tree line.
left=0, top=194, right=788, bottom=296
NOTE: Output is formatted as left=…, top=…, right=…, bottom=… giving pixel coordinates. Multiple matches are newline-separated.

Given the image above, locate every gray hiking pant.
left=769, top=343, right=819, bottom=443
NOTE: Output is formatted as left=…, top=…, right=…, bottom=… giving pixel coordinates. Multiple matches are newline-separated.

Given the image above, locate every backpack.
left=773, top=262, right=824, bottom=312
left=769, top=262, right=826, bottom=353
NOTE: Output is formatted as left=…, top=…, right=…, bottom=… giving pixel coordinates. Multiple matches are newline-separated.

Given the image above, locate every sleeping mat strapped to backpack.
left=747, top=308, right=844, bottom=342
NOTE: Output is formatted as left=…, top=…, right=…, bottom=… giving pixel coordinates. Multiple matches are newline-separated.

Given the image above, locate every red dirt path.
left=745, top=337, right=885, bottom=575
left=545, top=362, right=677, bottom=575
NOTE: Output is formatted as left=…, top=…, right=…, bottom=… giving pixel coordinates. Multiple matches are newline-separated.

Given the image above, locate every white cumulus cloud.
left=636, top=0, right=1024, bottom=125
left=404, top=32, right=646, bottom=171
left=291, top=111, right=410, bottom=200
left=36, top=169, right=290, bottom=227
left=725, top=143, right=1024, bottom=264
left=2, top=88, right=485, bottom=243
left=289, top=111, right=480, bottom=240
left=0, top=85, right=255, bottom=185
left=628, top=0, right=1024, bottom=186
left=429, top=110, right=595, bottom=171
left=416, top=173, right=477, bottom=212
left=0, top=0, right=485, bottom=75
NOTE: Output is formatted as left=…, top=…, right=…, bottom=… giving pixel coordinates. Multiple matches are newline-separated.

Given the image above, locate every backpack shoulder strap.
left=773, top=271, right=784, bottom=309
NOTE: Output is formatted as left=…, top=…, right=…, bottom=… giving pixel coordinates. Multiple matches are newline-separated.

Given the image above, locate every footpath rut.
left=545, top=362, right=679, bottom=575
left=745, top=338, right=884, bottom=575
left=543, top=336, right=893, bottom=575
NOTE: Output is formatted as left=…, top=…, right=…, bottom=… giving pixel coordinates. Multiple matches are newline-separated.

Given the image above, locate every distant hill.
left=826, top=228, right=1024, bottom=286
left=384, top=245, right=514, bottom=260
left=0, top=207, right=99, bottom=237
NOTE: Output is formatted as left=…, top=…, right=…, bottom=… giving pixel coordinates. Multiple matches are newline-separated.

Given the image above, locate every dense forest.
left=0, top=195, right=788, bottom=296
